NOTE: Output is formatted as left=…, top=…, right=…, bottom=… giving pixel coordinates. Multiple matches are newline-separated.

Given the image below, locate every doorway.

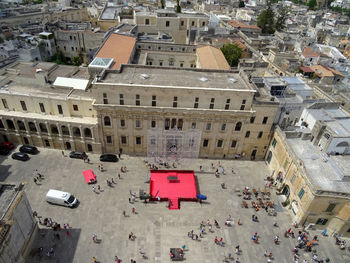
left=23, top=137, right=29, bottom=144
left=66, top=142, right=71, bottom=150
left=87, top=144, right=92, bottom=152
left=251, top=149, right=257, bottom=160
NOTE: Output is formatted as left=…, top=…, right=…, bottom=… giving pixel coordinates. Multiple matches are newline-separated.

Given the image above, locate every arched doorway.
left=87, top=144, right=92, bottom=152
left=23, top=137, right=29, bottom=144
left=266, top=151, right=272, bottom=164
left=45, top=139, right=50, bottom=147
left=281, top=185, right=290, bottom=198
left=66, top=142, right=71, bottom=150
left=251, top=149, right=257, bottom=160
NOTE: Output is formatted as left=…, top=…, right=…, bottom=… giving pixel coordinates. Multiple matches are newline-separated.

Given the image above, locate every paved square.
left=0, top=147, right=349, bottom=263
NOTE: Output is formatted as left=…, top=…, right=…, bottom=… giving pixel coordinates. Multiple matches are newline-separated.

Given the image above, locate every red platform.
left=149, top=170, right=198, bottom=210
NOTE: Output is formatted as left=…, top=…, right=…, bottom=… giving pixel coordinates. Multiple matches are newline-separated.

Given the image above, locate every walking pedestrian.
left=93, top=257, right=97, bottom=263
left=66, top=230, right=70, bottom=236
left=61, top=150, right=65, bottom=157
left=123, top=210, right=126, bottom=217
left=118, top=173, right=121, bottom=179
left=92, top=186, right=96, bottom=193
left=87, top=158, right=90, bottom=164
left=237, top=218, right=241, bottom=225
left=199, top=165, right=202, bottom=171
left=34, top=177, right=38, bottom=184
left=132, top=207, right=135, bottom=214
left=97, top=185, right=101, bottom=192
left=111, top=178, right=115, bottom=184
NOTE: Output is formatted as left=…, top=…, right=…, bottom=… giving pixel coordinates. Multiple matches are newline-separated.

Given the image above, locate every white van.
left=46, top=189, right=78, bottom=208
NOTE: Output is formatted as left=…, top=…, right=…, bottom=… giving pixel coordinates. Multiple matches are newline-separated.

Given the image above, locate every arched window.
left=39, top=123, right=48, bottom=133
left=104, top=116, right=111, bottom=126
left=17, top=120, right=25, bottom=130
left=84, top=128, right=92, bottom=138
left=235, top=122, right=242, bottom=131
left=28, top=122, right=37, bottom=132
left=61, top=125, right=69, bottom=135
left=73, top=127, right=81, bottom=137
left=6, top=119, right=15, bottom=130
left=51, top=125, right=58, bottom=134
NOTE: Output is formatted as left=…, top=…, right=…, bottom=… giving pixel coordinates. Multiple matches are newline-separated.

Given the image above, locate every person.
left=33, top=177, right=38, bottom=184
left=93, top=257, right=97, bottom=263
left=273, top=222, right=278, bottom=227
left=237, top=218, right=241, bottom=225
left=92, top=234, right=97, bottom=243
left=274, top=236, right=279, bottom=244
left=264, top=250, right=268, bottom=257
left=322, top=229, right=327, bottom=236
left=61, top=150, right=64, bottom=157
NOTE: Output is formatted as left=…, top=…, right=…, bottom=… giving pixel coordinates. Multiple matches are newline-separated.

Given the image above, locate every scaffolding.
left=147, top=129, right=201, bottom=162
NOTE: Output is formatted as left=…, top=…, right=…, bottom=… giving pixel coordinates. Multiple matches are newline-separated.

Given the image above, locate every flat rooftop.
left=99, top=65, right=253, bottom=91
left=287, top=137, right=350, bottom=194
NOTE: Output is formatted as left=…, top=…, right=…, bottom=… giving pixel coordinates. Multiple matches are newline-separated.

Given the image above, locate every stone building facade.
left=266, top=126, right=350, bottom=237
left=91, top=64, right=278, bottom=160
left=0, top=62, right=101, bottom=153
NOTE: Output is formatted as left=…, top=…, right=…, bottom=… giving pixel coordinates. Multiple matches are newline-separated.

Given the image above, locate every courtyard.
left=0, top=147, right=349, bottom=263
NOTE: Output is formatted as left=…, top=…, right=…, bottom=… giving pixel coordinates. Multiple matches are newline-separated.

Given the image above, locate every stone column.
left=1, top=117, right=9, bottom=130
left=12, top=118, right=19, bottom=133
left=34, top=121, right=41, bottom=136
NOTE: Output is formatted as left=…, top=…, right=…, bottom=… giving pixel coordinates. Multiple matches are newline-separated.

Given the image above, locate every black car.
left=69, top=151, right=87, bottom=159
left=99, top=154, right=118, bottom=162
left=12, top=152, right=30, bottom=161
left=0, top=146, right=10, bottom=155
left=19, top=145, right=38, bottom=154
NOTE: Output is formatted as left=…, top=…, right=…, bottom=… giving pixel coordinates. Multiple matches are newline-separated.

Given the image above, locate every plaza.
left=0, top=147, right=349, bottom=263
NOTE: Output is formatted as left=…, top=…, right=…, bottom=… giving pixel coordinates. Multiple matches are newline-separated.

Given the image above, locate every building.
left=0, top=183, right=37, bottom=263
left=90, top=64, right=278, bottom=160
left=266, top=126, right=350, bottom=237
left=0, top=62, right=101, bottom=153
left=134, top=9, right=209, bottom=44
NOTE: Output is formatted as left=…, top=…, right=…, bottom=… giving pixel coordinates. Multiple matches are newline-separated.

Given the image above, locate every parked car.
left=12, top=152, right=30, bottom=161
left=69, top=151, right=87, bottom=159
left=0, top=142, right=14, bottom=150
left=19, top=145, right=38, bottom=154
left=99, top=154, right=118, bottom=162
left=0, top=146, right=10, bottom=155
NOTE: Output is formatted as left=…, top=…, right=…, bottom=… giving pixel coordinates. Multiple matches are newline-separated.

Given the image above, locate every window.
left=169, top=60, right=174, bottom=66
left=325, top=203, right=336, bottom=213
left=135, top=120, right=141, bottom=128
left=71, top=47, right=74, bottom=51
left=121, top=136, right=127, bottom=144
left=151, top=120, right=156, bottom=128
left=221, top=123, right=226, bottom=131
left=245, top=131, right=250, bottom=138
left=298, top=188, right=305, bottom=200
left=202, top=21, right=205, bottom=26
left=242, top=99, right=246, bottom=104
left=283, top=159, right=289, bottom=170
left=316, top=218, right=328, bottom=225
left=191, top=21, right=195, bottom=26
left=217, top=140, right=223, bottom=147
left=104, top=116, right=111, bottom=126
left=225, top=99, right=230, bottom=110
left=203, top=139, right=209, bottom=147
left=258, top=131, right=263, bottom=138
left=165, top=118, right=170, bottom=130
left=180, top=63, right=183, bottom=67
left=231, top=140, right=237, bottom=148
left=106, top=136, right=112, bottom=144
left=209, top=98, right=215, bottom=109
left=191, top=122, right=196, bottom=129
left=57, top=105, right=63, bottom=114
left=194, top=97, right=199, bottom=108
left=145, top=18, right=149, bottom=25
left=235, top=122, right=242, bottom=131
left=73, top=105, right=78, bottom=111
left=272, top=138, right=277, bottom=148
left=181, top=21, right=184, bottom=26
left=136, top=94, right=140, bottom=106
left=240, top=105, right=245, bottom=110
left=206, top=123, right=211, bottom=131
left=136, top=137, right=141, bottom=145
left=250, top=117, right=255, bottom=123
left=20, top=101, right=27, bottom=111
left=39, top=103, right=45, bottom=113
left=152, top=95, right=156, bottom=107
left=119, top=94, right=124, bottom=105
left=70, top=36, right=72, bottom=40
left=166, top=21, right=170, bottom=27
left=120, top=119, right=125, bottom=127
left=262, top=116, right=268, bottom=124
left=2, top=99, right=8, bottom=109
left=173, top=96, right=177, bottom=108
left=103, top=93, right=108, bottom=104
left=290, top=173, right=296, bottom=184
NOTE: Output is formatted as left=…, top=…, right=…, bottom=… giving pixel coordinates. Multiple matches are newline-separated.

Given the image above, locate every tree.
left=160, top=0, right=165, bottom=9
left=275, top=6, right=289, bottom=32
left=220, top=43, right=243, bottom=67
left=73, top=56, right=83, bottom=66
left=257, top=7, right=275, bottom=34
left=308, top=0, right=317, bottom=10
left=239, top=0, right=245, bottom=8
left=176, top=0, right=181, bottom=13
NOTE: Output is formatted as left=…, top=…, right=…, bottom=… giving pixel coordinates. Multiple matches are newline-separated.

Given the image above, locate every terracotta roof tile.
left=301, top=47, right=319, bottom=58
left=95, top=33, right=136, bottom=70
left=228, top=20, right=261, bottom=31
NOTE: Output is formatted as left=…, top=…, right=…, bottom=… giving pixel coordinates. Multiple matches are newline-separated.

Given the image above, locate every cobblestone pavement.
left=1, top=147, right=349, bottom=263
